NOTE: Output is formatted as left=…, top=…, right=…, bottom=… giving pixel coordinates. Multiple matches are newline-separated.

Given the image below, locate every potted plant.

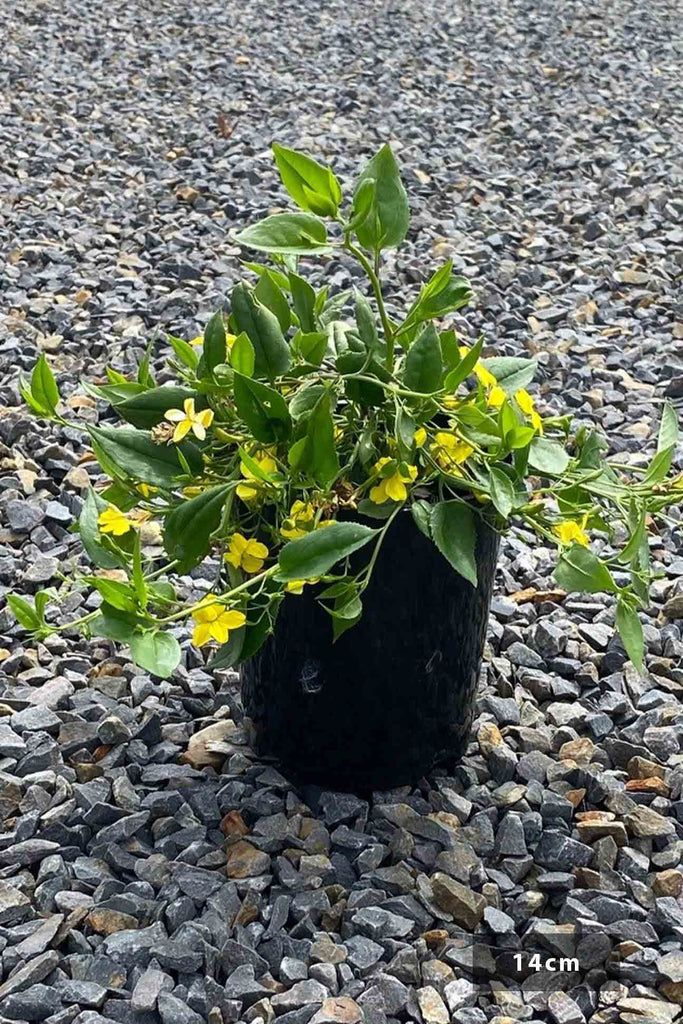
left=12, top=143, right=682, bottom=791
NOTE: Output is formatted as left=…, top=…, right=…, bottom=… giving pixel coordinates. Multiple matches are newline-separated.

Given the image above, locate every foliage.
left=12, top=144, right=683, bottom=677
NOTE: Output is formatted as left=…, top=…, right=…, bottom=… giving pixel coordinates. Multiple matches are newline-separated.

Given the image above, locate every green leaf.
left=411, top=500, right=432, bottom=538
left=19, top=376, right=52, bottom=417
left=555, top=545, right=619, bottom=594
left=116, top=387, right=205, bottom=430
left=231, top=282, right=291, bottom=380
left=129, top=631, right=181, bottom=679
left=90, top=602, right=143, bottom=643
left=278, top=521, right=377, bottom=581
left=329, top=592, right=363, bottom=640
left=506, top=425, right=536, bottom=450
left=203, top=311, right=227, bottom=375
left=396, top=408, right=416, bottom=453
left=354, top=290, right=382, bottom=354
left=440, top=330, right=460, bottom=371
left=208, top=627, right=246, bottom=670
left=658, top=401, right=679, bottom=452
left=85, top=576, right=138, bottom=613
left=289, top=384, right=327, bottom=420
left=136, top=340, right=154, bottom=388
left=31, top=354, right=60, bottom=415
left=353, top=144, right=410, bottom=250
left=337, top=351, right=389, bottom=408
left=7, top=594, right=41, bottom=631
left=81, top=381, right=149, bottom=404
left=234, top=213, right=333, bottom=256
left=33, top=589, right=54, bottom=625
left=348, top=177, right=376, bottom=233
left=233, top=372, right=292, bottom=444
left=132, top=533, right=148, bottom=610
left=272, top=143, right=341, bottom=216
left=399, top=264, right=472, bottom=334
left=480, top=357, right=537, bottom=393
left=443, top=337, right=484, bottom=391
left=289, top=390, right=339, bottom=487
left=242, top=261, right=292, bottom=291
left=289, top=272, right=317, bottom=333
left=164, top=483, right=231, bottom=571
left=644, top=448, right=674, bottom=484
left=291, top=331, right=327, bottom=367
left=79, top=487, right=125, bottom=569
left=403, top=323, right=443, bottom=394
left=616, top=600, right=644, bottom=673
left=230, top=333, right=256, bottom=377
left=89, top=426, right=203, bottom=487
left=168, top=334, right=200, bottom=371
left=528, top=437, right=570, bottom=476
left=429, top=501, right=478, bottom=587
left=254, top=270, right=291, bottom=333
left=489, top=467, right=515, bottom=519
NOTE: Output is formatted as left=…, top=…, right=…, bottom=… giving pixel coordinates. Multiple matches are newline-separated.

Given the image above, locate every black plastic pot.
left=241, top=509, right=500, bottom=792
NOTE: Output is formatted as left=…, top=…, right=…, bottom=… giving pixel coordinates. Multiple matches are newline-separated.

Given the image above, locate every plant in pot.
left=12, top=143, right=682, bottom=791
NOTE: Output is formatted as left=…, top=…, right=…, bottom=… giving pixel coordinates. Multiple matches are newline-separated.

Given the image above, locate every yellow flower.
left=192, top=596, right=246, bottom=647
left=369, top=458, right=418, bottom=504
left=430, top=433, right=474, bottom=474
left=441, top=396, right=461, bottom=411
left=414, top=427, right=427, bottom=448
left=136, top=482, right=155, bottom=498
left=516, top=389, right=543, bottom=433
left=164, top=398, right=214, bottom=444
left=236, top=452, right=278, bottom=503
left=554, top=515, right=590, bottom=547
left=488, top=386, right=507, bottom=409
left=182, top=486, right=203, bottom=498
left=191, top=333, right=237, bottom=351
left=281, top=500, right=315, bottom=540
left=459, top=346, right=497, bottom=388
left=98, top=506, right=133, bottom=537
left=285, top=579, right=319, bottom=595
left=225, top=533, right=269, bottom=573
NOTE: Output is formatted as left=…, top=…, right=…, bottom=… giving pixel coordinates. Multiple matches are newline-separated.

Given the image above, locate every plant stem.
left=345, top=242, right=395, bottom=375
left=155, top=567, right=279, bottom=624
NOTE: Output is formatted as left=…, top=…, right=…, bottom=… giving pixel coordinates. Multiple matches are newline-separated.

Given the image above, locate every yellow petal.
left=488, top=386, right=506, bottom=408
left=172, top=419, right=192, bottom=443
left=197, top=409, right=214, bottom=428
left=191, top=422, right=207, bottom=441
left=384, top=475, right=407, bottom=502
left=414, top=428, right=427, bottom=448
left=242, top=554, right=264, bottom=574
left=164, top=408, right=185, bottom=423
left=286, top=580, right=305, bottom=594
left=183, top=398, right=196, bottom=417
left=190, top=336, right=204, bottom=346
left=236, top=483, right=259, bottom=502
left=221, top=610, right=247, bottom=629
left=245, top=540, right=269, bottom=560
left=369, top=481, right=388, bottom=504
left=192, top=622, right=212, bottom=647
left=210, top=619, right=231, bottom=644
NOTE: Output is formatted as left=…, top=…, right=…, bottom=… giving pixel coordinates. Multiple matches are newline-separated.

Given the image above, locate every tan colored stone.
left=653, top=870, right=683, bottom=897
left=310, top=998, right=362, bottom=1024
left=564, top=788, right=586, bottom=809
left=577, top=820, right=628, bottom=846
left=478, top=722, right=504, bottom=755
left=625, top=776, right=669, bottom=796
left=226, top=840, right=270, bottom=879
left=220, top=810, right=249, bottom=837
left=559, top=737, right=596, bottom=765
left=422, top=929, right=449, bottom=949
left=625, top=805, right=676, bottom=839
left=417, top=986, right=449, bottom=1024
left=180, top=720, right=244, bottom=768
left=86, top=909, right=138, bottom=936
left=431, top=874, right=486, bottom=930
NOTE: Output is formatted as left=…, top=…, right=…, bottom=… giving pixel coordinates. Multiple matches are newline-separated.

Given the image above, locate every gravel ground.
left=1, top=0, right=683, bottom=1022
